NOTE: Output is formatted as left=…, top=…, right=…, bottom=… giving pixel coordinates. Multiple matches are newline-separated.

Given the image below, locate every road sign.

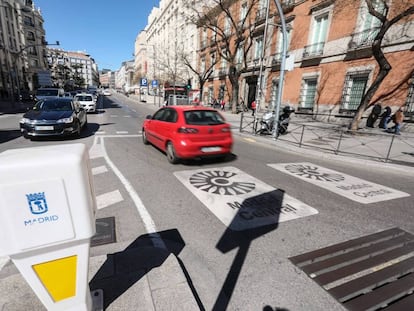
left=140, top=78, right=148, bottom=87
left=151, top=80, right=158, bottom=87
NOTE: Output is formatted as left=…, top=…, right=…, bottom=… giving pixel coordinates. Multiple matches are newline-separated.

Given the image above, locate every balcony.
left=271, top=53, right=282, bottom=65
left=302, top=42, right=325, bottom=59
left=218, top=68, right=227, bottom=78
left=255, top=8, right=267, bottom=23
left=348, top=28, right=379, bottom=50
left=282, top=0, right=295, bottom=13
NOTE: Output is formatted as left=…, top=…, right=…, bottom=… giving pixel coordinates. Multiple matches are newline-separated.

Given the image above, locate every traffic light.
left=186, top=79, right=192, bottom=92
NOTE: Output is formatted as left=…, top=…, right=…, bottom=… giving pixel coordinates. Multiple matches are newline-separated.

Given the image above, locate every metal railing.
left=239, top=116, right=414, bottom=165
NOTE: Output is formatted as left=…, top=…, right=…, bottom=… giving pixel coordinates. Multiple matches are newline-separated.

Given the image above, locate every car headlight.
left=20, top=117, right=30, bottom=124
left=56, top=116, right=74, bottom=124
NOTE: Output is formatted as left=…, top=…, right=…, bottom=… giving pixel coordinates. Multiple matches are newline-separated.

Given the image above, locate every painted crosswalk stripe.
left=268, top=162, right=410, bottom=204
left=96, top=190, right=123, bottom=210
left=174, top=166, right=318, bottom=231
left=95, top=131, right=106, bottom=135
left=116, top=131, right=129, bottom=134
left=92, top=165, right=108, bottom=175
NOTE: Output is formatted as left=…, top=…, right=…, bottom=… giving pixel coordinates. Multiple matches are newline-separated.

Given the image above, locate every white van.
left=35, top=88, right=64, bottom=101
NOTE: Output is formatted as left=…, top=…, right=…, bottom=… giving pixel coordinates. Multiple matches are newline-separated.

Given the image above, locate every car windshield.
left=75, top=95, right=92, bottom=101
left=34, top=101, right=73, bottom=111
left=36, top=89, right=59, bottom=96
left=184, top=110, right=225, bottom=125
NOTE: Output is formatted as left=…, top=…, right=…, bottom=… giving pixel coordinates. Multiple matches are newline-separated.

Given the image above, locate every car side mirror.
left=146, top=115, right=152, bottom=119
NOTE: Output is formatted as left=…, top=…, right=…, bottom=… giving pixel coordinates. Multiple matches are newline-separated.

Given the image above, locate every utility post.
left=271, top=0, right=287, bottom=139
left=255, top=0, right=271, bottom=115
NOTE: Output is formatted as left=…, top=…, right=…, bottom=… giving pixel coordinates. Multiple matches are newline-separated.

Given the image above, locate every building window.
left=254, top=36, right=263, bottom=60
left=240, top=3, right=248, bottom=25
left=27, top=31, right=35, bottom=41
left=341, top=71, right=370, bottom=110
left=304, top=13, right=329, bottom=58
left=351, top=0, right=385, bottom=48
left=299, top=78, right=318, bottom=109
left=224, top=17, right=231, bottom=36
left=405, top=76, right=414, bottom=115
left=236, top=46, right=243, bottom=65
left=23, top=16, right=34, bottom=27
left=273, top=25, right=292, bottom=63
left=270, top=80, right=279, bottom=110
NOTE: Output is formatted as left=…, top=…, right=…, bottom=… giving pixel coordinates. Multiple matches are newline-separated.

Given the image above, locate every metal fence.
left=239, top=115, right=414, bottom=166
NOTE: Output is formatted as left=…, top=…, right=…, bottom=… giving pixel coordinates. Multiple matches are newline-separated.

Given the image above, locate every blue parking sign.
left=152, top=80, right=158, bottom=87
left=141, top=78, right=148, bottom=86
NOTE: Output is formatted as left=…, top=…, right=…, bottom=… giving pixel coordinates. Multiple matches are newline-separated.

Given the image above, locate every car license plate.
left=201, top=147, right=221, bottom=152
left=35, top=126, right=54, bottom=130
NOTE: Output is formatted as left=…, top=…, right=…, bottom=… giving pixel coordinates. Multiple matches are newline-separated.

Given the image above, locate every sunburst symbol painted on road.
left=189, top=170, right=256, bottom=195
left=285, top=164, right=345, bottom=182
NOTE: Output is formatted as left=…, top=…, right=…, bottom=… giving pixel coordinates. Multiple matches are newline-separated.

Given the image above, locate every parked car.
left=19, top=98, right=87, bottom=139
left=73, top=93, right=96, bottom=113
left=142, top=106, right=233, bottom=163
left=103, top=89, right=112, bottom=96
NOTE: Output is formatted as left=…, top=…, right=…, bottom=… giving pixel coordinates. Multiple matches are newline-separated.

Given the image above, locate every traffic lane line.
left=96, top=190, right=124, bottom=210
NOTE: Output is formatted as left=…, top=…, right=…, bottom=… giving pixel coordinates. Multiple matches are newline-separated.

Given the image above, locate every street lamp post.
left=271, top=0, right=287, bottom=139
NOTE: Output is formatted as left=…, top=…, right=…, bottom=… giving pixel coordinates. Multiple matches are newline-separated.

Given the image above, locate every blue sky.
left=35, top=0, right=159, bottom=71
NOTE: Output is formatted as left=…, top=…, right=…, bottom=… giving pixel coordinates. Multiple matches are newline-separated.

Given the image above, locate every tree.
left=181, top=50, right=218, bottom=103
left=185, top=0, right=261, bottom=113
left=345, top=0, right=414, bottom=130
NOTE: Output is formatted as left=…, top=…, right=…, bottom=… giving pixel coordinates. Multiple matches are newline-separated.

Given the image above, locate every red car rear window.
left=184, top=110, right=225, bottom=125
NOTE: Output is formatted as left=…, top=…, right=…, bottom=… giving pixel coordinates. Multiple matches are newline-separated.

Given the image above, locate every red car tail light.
left=221, top=126, right=231, bottom=132
left=178, top=127, right=199, bottom=134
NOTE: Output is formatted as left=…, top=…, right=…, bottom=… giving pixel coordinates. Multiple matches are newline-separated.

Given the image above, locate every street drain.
left=289, top=227, right=414, bottom=311
left=91, top=217, right=116, bottom=247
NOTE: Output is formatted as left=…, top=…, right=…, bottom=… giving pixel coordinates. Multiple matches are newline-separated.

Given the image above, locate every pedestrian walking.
left=379, top=106, right=391, bottom=129
left=387, top=107, right=404, bottom=135
left=220, top=99, right=225, bottom=111
left=251, top=100, right=256, bottom=116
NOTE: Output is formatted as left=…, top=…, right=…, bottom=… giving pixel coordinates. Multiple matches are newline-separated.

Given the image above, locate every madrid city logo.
left=26, top=192, right=48, bottom=215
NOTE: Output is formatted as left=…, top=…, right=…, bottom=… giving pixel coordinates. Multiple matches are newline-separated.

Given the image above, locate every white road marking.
left=268, top=162, right=410, bottom=204
left=97, top=136, right=165, bottom=249
left=123, top=115, right=131, bottom=118
left=116, top=131, right=129, bottom=134
left=92, top=165, right=108, bottom=175
left=0, top=256, right=9, bottom=270
left=174, top=167, right=318, bottom=231
left=96, top=190, right=123, bottom=209
left=110, top=115, right=118, bottom=117
left=132, top=109, right=137, bottom=112
left=89, top=136, right=104, bottom=159
left=95, top=131, right=106, bottom=135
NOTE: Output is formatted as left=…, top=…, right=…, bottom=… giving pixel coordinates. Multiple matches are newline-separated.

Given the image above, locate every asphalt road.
left=0, top=93, right=413, bottom=310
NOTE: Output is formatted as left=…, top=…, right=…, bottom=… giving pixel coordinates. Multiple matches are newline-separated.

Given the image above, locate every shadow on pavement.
left=213, top=190, right=283, bottom=311
left=0, top=129, right=22, bottom=144
left=89, top=229, right=204, bottom=310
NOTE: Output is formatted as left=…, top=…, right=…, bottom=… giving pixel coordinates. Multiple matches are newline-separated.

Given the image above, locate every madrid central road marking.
left=174, top=166, right=318, bottom=231
left=268, top=162, right=410, bottom=204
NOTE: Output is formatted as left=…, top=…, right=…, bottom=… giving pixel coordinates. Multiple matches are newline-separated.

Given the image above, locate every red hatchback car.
left=142, top=106, right=233, bottom=163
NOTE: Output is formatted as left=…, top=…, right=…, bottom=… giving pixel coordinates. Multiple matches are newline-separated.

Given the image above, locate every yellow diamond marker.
left=32, top=255, right=77, bottom=302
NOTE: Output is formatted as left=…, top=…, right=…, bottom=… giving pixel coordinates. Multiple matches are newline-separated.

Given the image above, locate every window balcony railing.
left=348, top=28, right=379, bottom=49
left=271, top=52, right=282, bottom=66
left=218, top=68, right=227, bottom=76
left=282, top=0, right=295, bottom=12
left=302, top=42, right=325, bottom=58
left=256, top=8, right=267, bottom=22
